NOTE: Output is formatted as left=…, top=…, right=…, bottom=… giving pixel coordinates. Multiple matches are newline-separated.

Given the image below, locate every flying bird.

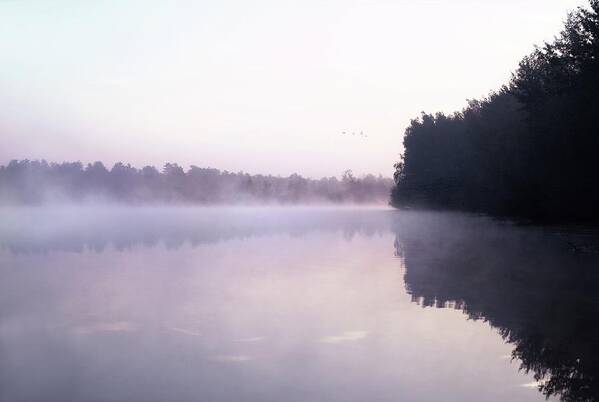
left=339, top=130, right=369, bottom=138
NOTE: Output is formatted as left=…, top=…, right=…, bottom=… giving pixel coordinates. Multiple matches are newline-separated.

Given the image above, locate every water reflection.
left=394, top=211, right=599, bottom=402
left=0, top=207, right=391, bottom=254
left=0, top=207, right=597, bottom=401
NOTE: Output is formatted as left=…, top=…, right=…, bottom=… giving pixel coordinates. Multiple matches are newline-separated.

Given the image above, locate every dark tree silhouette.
left=391, top=1, right=599, bottom=222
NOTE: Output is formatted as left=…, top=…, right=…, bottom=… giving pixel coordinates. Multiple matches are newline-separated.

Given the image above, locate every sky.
left=0, top=0, right=585, bottom=178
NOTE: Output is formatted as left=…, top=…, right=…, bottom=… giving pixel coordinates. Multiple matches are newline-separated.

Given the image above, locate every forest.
left=0, top=159, right=392, bottom=205
left=391, top=0, right=599, bottom=222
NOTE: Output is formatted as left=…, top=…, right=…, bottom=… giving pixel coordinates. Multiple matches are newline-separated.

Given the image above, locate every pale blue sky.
left=0, top=0, right=584, bottom=177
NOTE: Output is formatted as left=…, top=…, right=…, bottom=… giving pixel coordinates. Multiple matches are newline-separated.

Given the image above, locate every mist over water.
left=0, top=160, right=393, bottom=205
left=2, top=207, right=596, bottom=401
left=2, top=1, right=597, bottom=400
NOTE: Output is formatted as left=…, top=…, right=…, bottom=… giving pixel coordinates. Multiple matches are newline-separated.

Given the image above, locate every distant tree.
left=0, top=160, right=393, bottom=205
left=109, top=162, right=139, bottom=201
left=84, top=161, right=110, bottom=195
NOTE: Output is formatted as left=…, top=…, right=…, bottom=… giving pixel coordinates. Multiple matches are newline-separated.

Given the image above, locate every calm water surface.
left=0, top=207, right=597, bottom=402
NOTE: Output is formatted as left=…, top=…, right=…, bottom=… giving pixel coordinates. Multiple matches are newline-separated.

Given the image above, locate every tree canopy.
left=391, top=1, right=599, bottom=222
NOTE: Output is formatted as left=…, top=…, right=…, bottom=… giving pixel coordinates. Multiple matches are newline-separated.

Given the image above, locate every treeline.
left=0, top=160, right=393, bottom=205
left=391, top=1, right=599, bottom=221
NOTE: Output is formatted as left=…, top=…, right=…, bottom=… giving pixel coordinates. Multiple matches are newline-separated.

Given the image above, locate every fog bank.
left=0, top=160, right=393, bottom=205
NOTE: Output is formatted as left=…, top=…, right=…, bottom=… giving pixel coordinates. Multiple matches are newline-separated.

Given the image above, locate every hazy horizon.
left=0, top=158, right=392, bottom=180
left=0, top=0, right=584, bottom=177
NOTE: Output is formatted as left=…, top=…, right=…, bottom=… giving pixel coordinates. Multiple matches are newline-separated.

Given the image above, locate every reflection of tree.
left=394, top=212, right=599, bottom=401
left=0, top=208, right=392, bottom=254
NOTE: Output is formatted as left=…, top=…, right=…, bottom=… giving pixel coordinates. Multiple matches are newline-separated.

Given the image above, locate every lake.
left=0, top=207, right=597, bottom=402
